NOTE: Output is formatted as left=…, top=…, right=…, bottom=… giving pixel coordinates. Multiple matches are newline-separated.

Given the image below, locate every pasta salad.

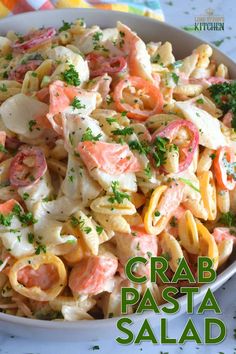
left=0, top=18, right=235, bottom=321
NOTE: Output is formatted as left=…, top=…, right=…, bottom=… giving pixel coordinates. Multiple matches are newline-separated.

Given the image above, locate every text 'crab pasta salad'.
left=0, top=18, right=235, bottom=321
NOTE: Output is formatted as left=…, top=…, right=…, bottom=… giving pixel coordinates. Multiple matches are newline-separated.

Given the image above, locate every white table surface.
left=0, top=0, right=236, bottom=353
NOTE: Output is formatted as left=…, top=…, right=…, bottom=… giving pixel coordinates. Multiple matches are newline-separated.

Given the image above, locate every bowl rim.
left=0, top=7, right=234, bottom=64
left=0, top=7, right=235, bottom=328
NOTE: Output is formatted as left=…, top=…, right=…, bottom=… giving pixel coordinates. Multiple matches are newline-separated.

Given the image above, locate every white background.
left=0, top=0, right=236, bottom=353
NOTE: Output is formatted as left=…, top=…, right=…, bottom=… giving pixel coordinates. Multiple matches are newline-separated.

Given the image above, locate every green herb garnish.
left=0, top=144, right=8, bottom=154
left=171, top=72, right=179, bottom=85
left=219, top=211, right=236, bottom=227
left=196, top=98, right=204, bottom=104
left=22, top=193, right=30, bottom=201
left=0, top=83, right=7, bottom=92
left=35, top=244, right=47, bottom=255
left=27, top=233, right=34, bottom=244
left=208, top=81, right=236, bottom=131
left=144, top=162, right=152, bottom=179
left=28, top=119, right=37, bottom=132
left=152, top=136, right=169, bottom=167
left=81, top=127, right=102, bottom=142
left=70, top=97, right=86, bottom=110
left=96, top=225, right=104, bottom=235
left=128, top=140, right=150, bottom=155
left=58, top=20, right=72, bottom=32
left=112, top=127, right=134, bottom=136
left=61, top=64, right=80, bottom=86
left=108, top=181, right=130, bottom=204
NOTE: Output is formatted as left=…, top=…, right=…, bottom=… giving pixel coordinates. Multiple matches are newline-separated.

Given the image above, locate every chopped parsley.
left=70, top=97, right=86, bottom=110
left=219, top=211, right=236, bottom=227
left=154, top=210, right=160, bottom=217
left=112, top=127, right=134, bottom=136
left=70, top=215, right=92, bottom=234
left=61, top=64, right=80, bottom=86
left=5, top=53, right=13, bottom=60
left=144, top=162, right=152, bottom=179
left=171, top=72, right=179, bottom=85
left=208, top=81, right=236, bottom=130
left=92, top=31, right=103, bottom=50
left=118, top=31, right=125, bottom=48
left=84, top=226, right=92, bottom=234
left=0, top=83, right=7, bottom=92
left=152, top=136, right=169, bottom=167
left=128, top=140, right=150, bottom=155
left=81, top=127, right=102, bottom=142
left=28, top=119, right=37, bottom=132
left=91, top=345, right=100, bottom=351
left=22, top=193, right=30, bottom=201
left=0, top=144, right=8, bottom=154
left=68, top=175, right=74, bottom=183
left=70, top=216, right=79, bottom=227
left=196, top=98, right=204, bottom=104
left=106, top=117, right=117, bottom=125
left=96, top=225, right=104, bottom=235
left=58, top=20, right=72, bottom=32
left=35, top=244, right=47, bottom=255
left=0, top=213, right=13, bottom=227
left=27, top=232, right=34, bottom=244
left=210, top=153, right=216, bottom=160
left=211, top=39, right=224, bottom=47
left=108, top=181, right=130, bottom=204
left=151, top=53, right=162, bottom=65
left=12, top=204, right=37, bottom=226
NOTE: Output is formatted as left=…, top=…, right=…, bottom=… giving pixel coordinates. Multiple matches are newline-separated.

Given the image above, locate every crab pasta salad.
left=0, top=18, right=235, bottom=321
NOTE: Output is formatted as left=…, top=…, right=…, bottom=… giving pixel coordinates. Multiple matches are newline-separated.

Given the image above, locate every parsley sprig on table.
left=208, top=81, right=236, bottom=130
left=108, top=181, right=130, bottom=204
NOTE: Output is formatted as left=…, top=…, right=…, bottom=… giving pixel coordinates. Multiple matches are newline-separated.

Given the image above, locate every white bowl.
left=0, top=8, right=235, bottom=341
